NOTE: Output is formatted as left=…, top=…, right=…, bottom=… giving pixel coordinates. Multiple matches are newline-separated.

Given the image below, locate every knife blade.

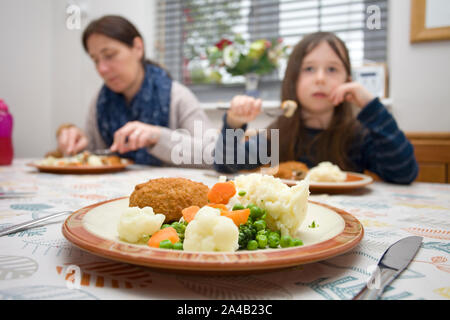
left=353, top=236, right=423, bottom=300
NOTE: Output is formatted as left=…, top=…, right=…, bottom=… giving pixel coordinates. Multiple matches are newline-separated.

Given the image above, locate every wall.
left=388, top=0, right=450, bottom=131
left=0, top=0, right=53, bottom=157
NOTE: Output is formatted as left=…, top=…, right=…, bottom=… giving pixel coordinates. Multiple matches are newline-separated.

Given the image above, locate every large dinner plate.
left=28, top=161, right=132, bottom=174
left=62, top=197, right=363, bottom=274
left=282, top=172, right=373, bottom=193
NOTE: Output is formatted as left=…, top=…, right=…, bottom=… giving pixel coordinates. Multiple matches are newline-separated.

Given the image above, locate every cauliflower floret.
left=307, top=161, right=346, bottom=182
left=183, top=206, right=239, bottom=252
left=233, top=173, right=309, bottom=237
left=87, top=155, right=103, bottom=166
left=117, top=206, right=165, bottom=243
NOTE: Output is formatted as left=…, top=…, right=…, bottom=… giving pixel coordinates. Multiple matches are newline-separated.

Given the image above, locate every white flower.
left=223, top=45, right=239, bottom=68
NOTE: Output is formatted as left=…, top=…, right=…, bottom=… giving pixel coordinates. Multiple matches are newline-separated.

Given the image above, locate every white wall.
left=388, top=0, right=450, bottom=131
left=0, top=0, right=53, bottom=157
left=1, top=0, right=449, bottom=158
left=0, top=0, right=156, bottom=157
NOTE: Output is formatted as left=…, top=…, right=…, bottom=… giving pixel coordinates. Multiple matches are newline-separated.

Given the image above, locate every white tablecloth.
left=0, top=159, right=449, bottom=300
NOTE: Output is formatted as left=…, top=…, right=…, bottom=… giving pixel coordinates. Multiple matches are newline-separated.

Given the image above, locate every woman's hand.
left=58, top=126, right=88, bottom=156
left=110, top=121, right=161, bottom=154
left=226, top=95, right=262, bottom=128
left=329, top=82, right=374, bottom=109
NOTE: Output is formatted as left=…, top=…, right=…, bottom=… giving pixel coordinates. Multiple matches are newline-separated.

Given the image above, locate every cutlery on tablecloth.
left=353, top=236, right=423, bottom=300
left=0, top=211, right=72, bottom=237
left=0, top=192, right=36, bottom=199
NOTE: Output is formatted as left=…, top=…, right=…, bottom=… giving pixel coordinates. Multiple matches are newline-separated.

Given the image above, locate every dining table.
left=0, top=158, right=449, bottom=301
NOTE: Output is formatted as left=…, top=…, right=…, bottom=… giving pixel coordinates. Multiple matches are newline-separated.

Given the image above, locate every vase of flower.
left=245, top=73, right=260, bottom=97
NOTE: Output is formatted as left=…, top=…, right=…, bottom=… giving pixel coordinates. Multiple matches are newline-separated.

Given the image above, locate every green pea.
left=280, top=235, right=293, bottom=248
left=232, top=203, right=245, bottom=211
left=250, top=206, right=263, bottom=220
left=293, top=238, right=304, bottom=246
left=268, top=234, right=280, bottom=248
left=161, top=224, right=171, bottom=229
left=253, top=220, right=266, bottom=231
left=159, top=239, right=173, bottom=249
left=246, top=240, right=258, bottom=250
left=238, top=190, right=246, bottom=196
left=246, top=203, right=256, bottom=209
left=257, top=229, right=268, bottom=237
left=173, top=242, right=184, bottom=250
left=268, top=231, right=280, bottom=239
left=256, top=234, right=268, bottom=248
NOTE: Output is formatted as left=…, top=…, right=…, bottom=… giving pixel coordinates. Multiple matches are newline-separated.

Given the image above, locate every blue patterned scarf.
left=96, top=63, right=171, bottom=165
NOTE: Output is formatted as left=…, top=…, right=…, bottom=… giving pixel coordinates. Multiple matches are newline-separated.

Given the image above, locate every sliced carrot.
left=207, top=181, right=236, bottom=204
left=221, top=208, right=250, bottom=227
left=148, top=227, right=180, bottom=248
left=181, top=205, right=200, bottom=223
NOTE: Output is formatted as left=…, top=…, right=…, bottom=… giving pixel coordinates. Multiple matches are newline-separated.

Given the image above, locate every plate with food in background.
left=63, top=174, right=363, bottom=274
left=28, top=151, right=133, bottom=174
left=262, top=161, right=373, bottom=193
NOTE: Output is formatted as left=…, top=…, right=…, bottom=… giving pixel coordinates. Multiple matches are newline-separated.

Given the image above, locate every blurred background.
left=1, top=0, right=449, bottom=158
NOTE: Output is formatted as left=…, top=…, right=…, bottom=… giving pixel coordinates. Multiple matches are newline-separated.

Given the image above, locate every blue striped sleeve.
left=357, top=98, right=418, bottom=184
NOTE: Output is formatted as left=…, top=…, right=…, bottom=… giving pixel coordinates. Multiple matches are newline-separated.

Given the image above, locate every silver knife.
left=353, top=236, right=423, bottom=300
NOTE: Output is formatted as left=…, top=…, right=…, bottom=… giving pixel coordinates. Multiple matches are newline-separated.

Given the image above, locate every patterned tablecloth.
left=0, top=159, right=449, bottom=300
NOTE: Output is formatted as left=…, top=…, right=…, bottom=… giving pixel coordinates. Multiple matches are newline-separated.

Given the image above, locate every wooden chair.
left=406, top=132, right=450, bottom=183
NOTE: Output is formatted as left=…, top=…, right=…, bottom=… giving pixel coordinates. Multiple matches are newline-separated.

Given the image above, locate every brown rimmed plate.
left=281, top=172, right=373, bottom=193
left=27, top=161, right=132, bottom=174
left=62, top=197, right=363, bottom=274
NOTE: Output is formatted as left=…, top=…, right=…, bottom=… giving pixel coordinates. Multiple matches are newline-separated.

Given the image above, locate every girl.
left=56, top=15, right=216, bottom=167
left=214, top=32, right=418, bottom=184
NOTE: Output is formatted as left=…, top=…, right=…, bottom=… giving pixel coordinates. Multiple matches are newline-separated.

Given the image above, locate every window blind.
left=155, top=0, right=388, bottom=85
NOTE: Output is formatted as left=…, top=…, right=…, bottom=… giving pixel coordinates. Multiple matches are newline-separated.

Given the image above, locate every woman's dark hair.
left=82, top=15, right=167, bottom=72
left=268, top=32, right=363, bottom=171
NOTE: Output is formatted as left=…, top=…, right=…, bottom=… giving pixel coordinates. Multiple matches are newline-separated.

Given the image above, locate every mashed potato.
left=117, top=206, right=166, bottom=243
left=183, top=206, right=239, bottom=252
left=307, top=161, right=347, bottom=182
left=232, top=173, right=309, bottom=237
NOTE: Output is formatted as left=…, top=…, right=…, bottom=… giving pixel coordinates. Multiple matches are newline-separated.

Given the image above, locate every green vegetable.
left=268, top=233, right=280, bottom=248
left=247, top=240, right=258, bottom=250
left=256, top=234, right=268, bottom=248
left=253, top=219, right=266, bottom=231
left=238, top=223, right=257, bottom=249
left=159, top=239, right=173, bottom=249
left=238, top=190, right=247, bottom=196
left=173, top=242, right=184, bottom=250
left=232, top=203, right=245, bottom=211
left=161, top=224, right=171, bottom=229
left=280, top=235, right=293, bottom=248
left=293, top=238, right=303, bottom=246
left=308, top=221, right=319, bottom=228
left=250, top=206, right=263, bottom=220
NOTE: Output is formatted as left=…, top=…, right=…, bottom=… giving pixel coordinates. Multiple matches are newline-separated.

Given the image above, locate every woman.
left=56, top=15, right=216, bottom=167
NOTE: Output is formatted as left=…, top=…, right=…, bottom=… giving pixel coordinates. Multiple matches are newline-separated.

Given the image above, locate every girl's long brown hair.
left=268, top=32, right=363, bottom=171
left=82, top=15, right=168, bottom=75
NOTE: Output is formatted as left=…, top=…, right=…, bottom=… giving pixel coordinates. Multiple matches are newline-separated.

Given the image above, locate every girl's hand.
left=58, top=126, right=88, bottom=156
left=329, top=82, right=374, bottom=109
left=110, top=121, right=161, bottom=154
left=226, top=95, right=262, bottom=128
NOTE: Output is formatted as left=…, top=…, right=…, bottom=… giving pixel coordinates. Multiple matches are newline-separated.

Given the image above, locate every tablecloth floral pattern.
left=0, top=159, right=449, bottom=300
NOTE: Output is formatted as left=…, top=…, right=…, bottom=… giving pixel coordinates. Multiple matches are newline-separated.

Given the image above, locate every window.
left=155, top=0, right=388, bottom=88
